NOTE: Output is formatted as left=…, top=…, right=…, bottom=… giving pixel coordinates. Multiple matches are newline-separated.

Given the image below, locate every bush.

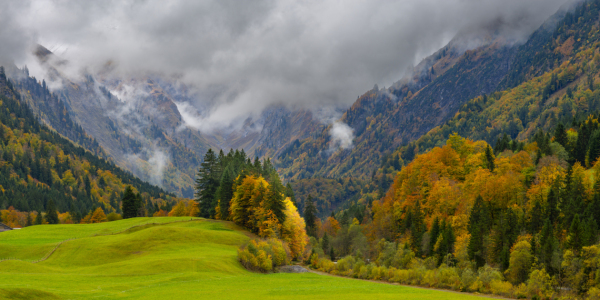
left=526, top=269, right=554, bottom=299
left=460, top=268, right=477, bottom=291
left=352, top=259, right=365, bottom=278
left=472, top=265, right=503, bottom=293
left=106, top=212, right=122, bottom=221
left=238, top=238, right=290, bottom=273
left=336, top=255, right=356, bottom=275
left=490, top=279, right=514, bottom=298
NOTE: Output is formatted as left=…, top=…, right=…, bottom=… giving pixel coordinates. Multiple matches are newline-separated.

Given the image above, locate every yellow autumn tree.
left=281, top=198, right=308, bottom=260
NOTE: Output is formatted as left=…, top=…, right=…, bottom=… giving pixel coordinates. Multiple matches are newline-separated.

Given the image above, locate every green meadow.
left=0, top=217, right=488, bottom=299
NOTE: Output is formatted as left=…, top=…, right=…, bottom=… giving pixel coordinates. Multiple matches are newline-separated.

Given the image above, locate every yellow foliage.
left=281, top=198, right=308, bottom=260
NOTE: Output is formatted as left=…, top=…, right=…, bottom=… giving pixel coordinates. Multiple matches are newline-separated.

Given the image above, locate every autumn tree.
left=90, top=207, right=107, bottom=223
left=506, top=240, right=533, bottom=285
left=281, top=198, right=308, bottom=260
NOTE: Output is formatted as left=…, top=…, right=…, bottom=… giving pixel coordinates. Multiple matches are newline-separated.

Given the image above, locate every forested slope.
left=0, top=66, right=176, bottom=225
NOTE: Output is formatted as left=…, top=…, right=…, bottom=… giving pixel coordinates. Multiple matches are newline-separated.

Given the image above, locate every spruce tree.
left=436, top=220, right=455, bottom=265
left=265, top=175, right=286, bottom=224
left=322, top=233, right=329, bottom=253
left=583, top=217, right=598, bottom=246
left=135, top=193, right=144, bottom=217
left=493, top=209, right=520, bottom=270
left=588, top=129, right=600, bottom=166
left=545, top=186, right=559, bottom=225
left=330, top=247, right=335, bottom=261
left=410, top=200, right=425, bottom=255
left=554, top=123, right=568, bottom=148
left=218, top=168, right=234, bottom=221
left=567, top=214, right=584, bottom=253
left=121, top=186, right=138, bottom=219
left=529, top=200, right=543, bottom=233
left=45, top=200, right=59, bottom=224
left=26, top=213, right=32, bottom=227
left=539, top=218, right=555, bottom=274
left=572, top=123, right=591, bottom=164
left=429, top=217, right=441, bottom=255
left=35, top=211, right=42, bottom=225
left=468, top=195, right=490, bottom=268
left=485, top=146, right=495, bottom=172
left=195, top=149, right=221, bottom=218
left=303, top=195, right=318, bottom=236
left=253, top=157, right=262, bottom=174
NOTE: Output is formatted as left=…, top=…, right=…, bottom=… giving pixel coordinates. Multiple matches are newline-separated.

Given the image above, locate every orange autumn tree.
left=367, top=133, right=560, bottom=252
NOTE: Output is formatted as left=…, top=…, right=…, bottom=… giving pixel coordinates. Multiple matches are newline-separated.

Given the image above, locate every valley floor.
left=0, top=218, right=490, bottom=299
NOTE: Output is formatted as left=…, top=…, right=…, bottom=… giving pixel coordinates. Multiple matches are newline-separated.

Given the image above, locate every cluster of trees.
left=0, top=184, right=196, bottom=227
left=195, top=148, right=308, bottom=259
left=309, top=130, right=600, bottom=298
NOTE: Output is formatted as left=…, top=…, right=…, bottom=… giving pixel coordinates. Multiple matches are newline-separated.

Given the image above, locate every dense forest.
left=305, top=123, right=600, bottom=298
left=0, top=67, right=182, bottom=227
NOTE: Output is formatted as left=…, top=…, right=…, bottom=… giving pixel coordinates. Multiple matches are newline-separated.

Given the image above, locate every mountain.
left=391, top=0, right=600, bottom=164
left=0, top=66, right=178, bottom=221
left=12, top=51, right=331, bottom=198
left=7, top=0, right=587, bottom=213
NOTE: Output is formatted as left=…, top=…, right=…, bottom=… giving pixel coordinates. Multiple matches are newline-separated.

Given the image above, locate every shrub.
left=436, top=265, right=461, bottom=290
left=460, top=268, right=477, bottom=291
left=490, top=279, right=514, bottom=298
left=352, top=259, right=365, bottom=278
left=238, top=238, right=290, bottom=273
left=526, top=269, right=554, bottom=299
left=587, top=287, right=600, bottom=300
left=106, top=212, right=122, bottom=221
left=310, top=253, right=319, bottom=269
left=473, top=265, right=503, bottom=293
left=318, top=258, right=335, bottom=272
left=336, top=255, right=356, bottom=275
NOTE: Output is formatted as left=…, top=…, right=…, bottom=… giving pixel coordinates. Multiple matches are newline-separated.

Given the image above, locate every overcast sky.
left=1, top=0, right=571, bottom=128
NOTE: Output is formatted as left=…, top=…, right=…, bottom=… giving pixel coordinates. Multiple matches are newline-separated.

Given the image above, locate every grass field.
left=0, top=217, right=488, bottom=299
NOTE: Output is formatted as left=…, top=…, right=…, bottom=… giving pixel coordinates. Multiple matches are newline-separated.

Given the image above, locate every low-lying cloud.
left=330, top=122, right=355, bottom=150
left=2, top=0, right=572, bottom=129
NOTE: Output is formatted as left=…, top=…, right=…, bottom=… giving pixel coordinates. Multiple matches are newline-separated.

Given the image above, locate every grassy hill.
left=0, top=217, right=488, bottom=299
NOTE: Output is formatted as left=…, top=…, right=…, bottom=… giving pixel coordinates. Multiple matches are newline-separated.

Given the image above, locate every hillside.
left=0, top=217, right=487, bottom=299
left=0, top=67, right=177, bottom=224
left=272, top=1, right=583, bottom=184
left=392, top=0, right=600, bottom=166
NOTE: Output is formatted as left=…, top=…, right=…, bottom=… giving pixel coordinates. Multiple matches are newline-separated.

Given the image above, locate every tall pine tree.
left=304, top=195, right=318, bottom=236
left=195, top=149, right=221, bottom=218
left=45, top=200, right=59, bottom=224
left=218, top=167, right=234, bottom=220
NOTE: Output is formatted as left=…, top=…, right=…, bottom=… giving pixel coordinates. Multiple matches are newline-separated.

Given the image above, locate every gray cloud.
left=4, top=0, right=572, bottom=129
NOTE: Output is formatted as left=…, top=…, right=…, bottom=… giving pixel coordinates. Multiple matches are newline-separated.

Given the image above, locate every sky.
left=0, top=0, right=571, bottom=130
